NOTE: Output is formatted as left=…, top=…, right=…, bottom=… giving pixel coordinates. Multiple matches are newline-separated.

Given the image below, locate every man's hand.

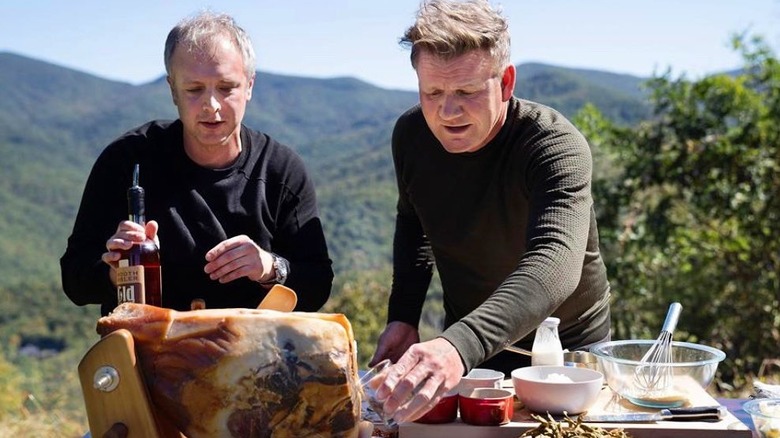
left=369, top=321, right=420, bottom=367
left=102, top=220, right=159, bottom=285
left=204, top=235, right=274, bottom=284
left=373, top=337, right=464, bottom=423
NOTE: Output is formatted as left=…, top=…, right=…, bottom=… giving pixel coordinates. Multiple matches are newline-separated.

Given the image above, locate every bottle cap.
left=127, top=164, right=146, bottom=222
left=541, top=317, right=560, bottom=326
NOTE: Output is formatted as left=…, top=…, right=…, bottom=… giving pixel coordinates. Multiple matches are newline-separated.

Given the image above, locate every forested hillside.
left=9, top=45, right=777, bottom=437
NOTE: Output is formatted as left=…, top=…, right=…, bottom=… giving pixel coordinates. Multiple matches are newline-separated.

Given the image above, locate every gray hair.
left=164, top=10, right=256, bottom=79
left=401, top=0, right=510, bottom=74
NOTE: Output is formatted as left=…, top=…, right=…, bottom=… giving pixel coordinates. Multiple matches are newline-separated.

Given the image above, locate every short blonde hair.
left=401, top=0, right=510, bottom=74
left=164, top=10, right=256, bottom=80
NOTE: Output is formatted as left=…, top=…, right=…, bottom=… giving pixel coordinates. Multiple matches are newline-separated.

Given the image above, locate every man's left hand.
left=204, top=235, right=274, bottom=284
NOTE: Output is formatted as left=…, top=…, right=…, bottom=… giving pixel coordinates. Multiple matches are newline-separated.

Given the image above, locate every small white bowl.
left=511, top=365, right=604, bottom=414
left=458, top=368, right=505, bottom=393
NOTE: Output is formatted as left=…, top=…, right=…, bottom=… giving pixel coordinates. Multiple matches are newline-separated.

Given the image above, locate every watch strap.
left=260, top=253, right=289, bottom=286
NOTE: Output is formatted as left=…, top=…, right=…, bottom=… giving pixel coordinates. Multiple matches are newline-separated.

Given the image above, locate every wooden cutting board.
left=399, top=380, right=752, bottom=438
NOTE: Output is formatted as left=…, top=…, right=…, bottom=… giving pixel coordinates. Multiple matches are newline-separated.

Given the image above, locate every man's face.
left=416, top=49, right=515, bottom=154
left=167, top=35, right=254, bottom=157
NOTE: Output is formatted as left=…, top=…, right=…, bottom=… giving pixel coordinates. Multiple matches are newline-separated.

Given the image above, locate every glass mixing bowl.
left=743, top=398, right=780, bottom=438
left=590, top=340, right=725, bottom=408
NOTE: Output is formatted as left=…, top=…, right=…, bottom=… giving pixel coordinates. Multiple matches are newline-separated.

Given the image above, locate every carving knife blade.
left=582, top=405, right=726, bottom=422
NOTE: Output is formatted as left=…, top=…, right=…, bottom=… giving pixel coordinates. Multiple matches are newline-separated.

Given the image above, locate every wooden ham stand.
left=78, top=329, right=180, bottom=438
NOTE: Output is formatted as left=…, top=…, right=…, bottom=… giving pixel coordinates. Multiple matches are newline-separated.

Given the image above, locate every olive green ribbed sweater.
left=389, top=97, right=611, bottom=371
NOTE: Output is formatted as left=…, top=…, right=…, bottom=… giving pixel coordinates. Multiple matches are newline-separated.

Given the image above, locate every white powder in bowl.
left=544, top=373, right=574, bottom=383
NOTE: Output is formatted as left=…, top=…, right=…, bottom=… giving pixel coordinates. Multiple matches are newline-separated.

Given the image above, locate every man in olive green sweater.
left=369, top=0, right=611, bottom=423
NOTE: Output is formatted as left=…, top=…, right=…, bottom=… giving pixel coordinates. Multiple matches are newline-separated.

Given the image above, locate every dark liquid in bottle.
left=118, top=239, right=162, bottom=306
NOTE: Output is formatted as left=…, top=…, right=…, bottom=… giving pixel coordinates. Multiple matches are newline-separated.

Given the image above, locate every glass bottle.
left=116, top=164, right=162, bottom=307
left=531, top=317, right=563, bottom=366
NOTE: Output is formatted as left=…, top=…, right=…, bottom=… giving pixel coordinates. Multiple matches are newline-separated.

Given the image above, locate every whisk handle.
left=662, top=302, right=683, bottom=333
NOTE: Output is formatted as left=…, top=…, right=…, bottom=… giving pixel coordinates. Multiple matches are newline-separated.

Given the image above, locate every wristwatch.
left=262, top=253, right=289, bottom=285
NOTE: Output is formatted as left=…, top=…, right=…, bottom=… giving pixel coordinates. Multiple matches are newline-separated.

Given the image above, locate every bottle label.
left=117, top=264, right=146, bottom=304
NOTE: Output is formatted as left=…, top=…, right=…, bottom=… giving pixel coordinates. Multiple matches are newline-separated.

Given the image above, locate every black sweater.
left=61, top=120, right=333, bottom=315
left=390, top=97, right=611, bottom=371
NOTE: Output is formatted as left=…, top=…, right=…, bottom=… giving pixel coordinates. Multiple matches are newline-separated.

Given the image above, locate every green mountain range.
left=0, top=51, right=650, bottom=291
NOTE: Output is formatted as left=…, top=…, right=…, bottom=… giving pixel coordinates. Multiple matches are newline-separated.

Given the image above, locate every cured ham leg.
left=97, top=303, right=361, bottom=438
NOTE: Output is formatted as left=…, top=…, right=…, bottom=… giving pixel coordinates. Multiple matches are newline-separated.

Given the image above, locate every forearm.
left=442, top=205, right=592, bottom=368
left=442, top=275, right=548, bottom=371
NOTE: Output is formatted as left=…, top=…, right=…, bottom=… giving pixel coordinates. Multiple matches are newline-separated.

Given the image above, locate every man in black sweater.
left=369, top=0, right=611, bottom=423
left=60, top=11, right=333, bottom=316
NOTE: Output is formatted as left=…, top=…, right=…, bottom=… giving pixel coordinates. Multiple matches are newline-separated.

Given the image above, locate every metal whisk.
left=634, top=302, right=682, bottom=393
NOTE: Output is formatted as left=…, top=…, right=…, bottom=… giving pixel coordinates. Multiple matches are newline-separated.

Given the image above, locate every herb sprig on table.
left=520, top=413, right=632, bottom=438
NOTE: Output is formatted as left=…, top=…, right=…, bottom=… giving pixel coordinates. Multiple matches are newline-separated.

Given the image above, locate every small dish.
left=458, top=368, right=505, bottom=392
left=458, top=387, right=514, bottom=426
left=414, top=391, right=458, bottom=424
left=564, top=351, right=601, bottom=373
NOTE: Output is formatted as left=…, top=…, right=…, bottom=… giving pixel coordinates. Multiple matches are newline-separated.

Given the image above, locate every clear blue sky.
left=1, top=1, right=778, bottom=91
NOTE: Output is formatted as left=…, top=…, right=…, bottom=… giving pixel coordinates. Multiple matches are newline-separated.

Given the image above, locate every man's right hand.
left=368, top=321, right=420, bottom=367
left=102, top=220, right=159, bottom=285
